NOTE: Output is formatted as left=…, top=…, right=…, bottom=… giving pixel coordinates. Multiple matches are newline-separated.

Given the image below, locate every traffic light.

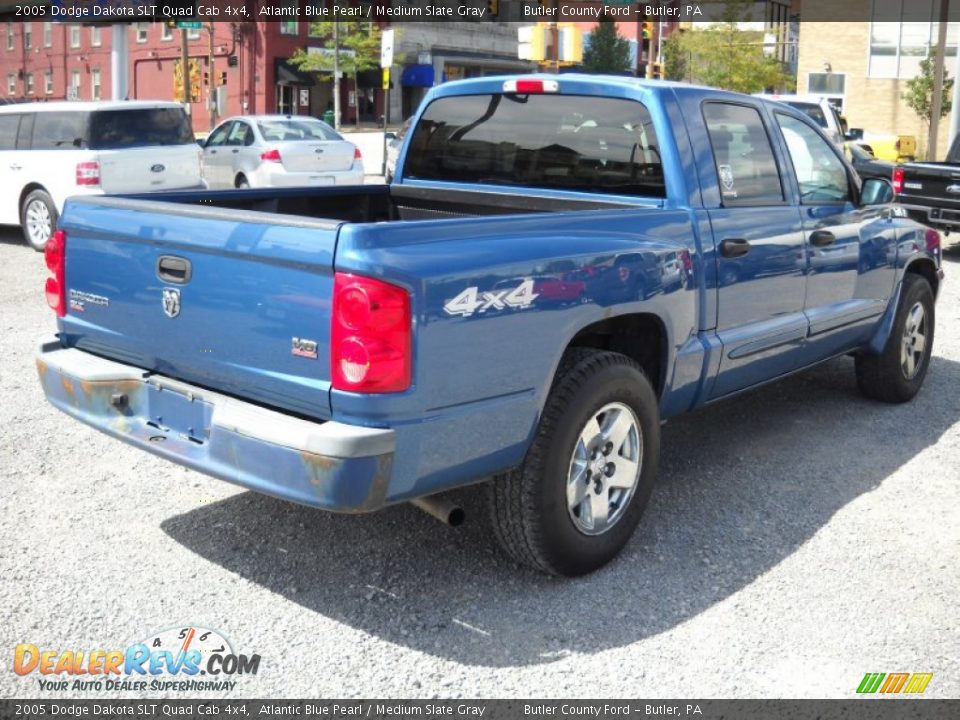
left=642, top=21, right=653, bottom=40
left=488, top=0, right=499, bottom=16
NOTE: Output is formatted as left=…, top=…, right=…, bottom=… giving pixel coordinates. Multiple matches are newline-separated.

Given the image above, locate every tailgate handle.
left=157, top=256, right=192, bottom=284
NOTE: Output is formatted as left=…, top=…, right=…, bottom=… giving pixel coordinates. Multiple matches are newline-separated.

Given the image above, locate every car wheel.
left=488, top=348, right=660, bottom=576
left=21, top=189, right=58, bottom=252
left=235, top=175, right=250, bottom=189
left=855, top=274, right=935, bottom=403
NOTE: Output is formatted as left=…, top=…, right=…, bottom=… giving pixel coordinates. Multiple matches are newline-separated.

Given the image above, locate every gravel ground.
left=1, top=225, right=958, bottom=699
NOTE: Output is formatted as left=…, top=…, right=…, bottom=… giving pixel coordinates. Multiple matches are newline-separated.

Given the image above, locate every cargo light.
left=892, top=167, right=905, bottom=194
left=503, top=79, right=559, bottom=94
left=331, top=272, right=411, bottom=393
left=75, top=161, right=100, bottom=187
left=45, top=230, right=66, bottom=317
left=260, top=148, right=282, bottom=163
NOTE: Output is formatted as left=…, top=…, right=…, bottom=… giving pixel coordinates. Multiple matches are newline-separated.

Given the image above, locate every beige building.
left=798, top=0, right=960, bottom=159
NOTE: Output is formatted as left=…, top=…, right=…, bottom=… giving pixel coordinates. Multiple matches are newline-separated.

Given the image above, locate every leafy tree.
left=902, top=51, right=954, bottom=126
left=582, top=18, right=632, bottom=74
left=289, top=19, right=382, bottom=128
left=660, top=0, right=793, bottom=93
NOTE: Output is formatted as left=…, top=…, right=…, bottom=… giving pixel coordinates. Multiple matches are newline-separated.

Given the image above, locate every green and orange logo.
left=857, top=672, right=933, bottom=694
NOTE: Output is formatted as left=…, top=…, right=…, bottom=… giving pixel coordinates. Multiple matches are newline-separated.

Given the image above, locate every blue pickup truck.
left=37, top=76, right=943, bottom=576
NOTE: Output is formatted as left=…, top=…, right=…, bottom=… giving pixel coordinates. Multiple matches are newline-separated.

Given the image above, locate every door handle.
left=209, top=149, right=217, bottom=155
left=231, top=149, right=239, bottom=154
left=156, top=255, right=192, bottom=285
left=810, top=230, right=835, bottom=247
left=720, top=238, right=751, bottom=258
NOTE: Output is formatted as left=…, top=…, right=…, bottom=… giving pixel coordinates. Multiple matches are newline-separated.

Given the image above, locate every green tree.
left=660, top=0, right=793, bottom=93
left=902, top=51, right=954, bottom=126
left=289, top=18, right=382, bottom=128
left=582, top=18, right=632, bottom=74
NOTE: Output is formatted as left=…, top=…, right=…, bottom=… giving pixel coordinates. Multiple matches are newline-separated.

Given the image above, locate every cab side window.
left=703, top=102, right=784, bottom=206
left=776, top=113, right=851, bottom=204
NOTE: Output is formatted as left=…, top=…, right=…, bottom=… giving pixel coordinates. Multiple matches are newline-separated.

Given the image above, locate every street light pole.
left=333, top=21, right=341, bottom=130
left=928, top=0, right=950, bottom=160
left=208, top=23, right=217, bottom=129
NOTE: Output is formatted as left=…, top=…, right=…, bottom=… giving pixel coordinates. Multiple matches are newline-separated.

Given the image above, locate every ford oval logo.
left=150, top=164, right=166, bottom=173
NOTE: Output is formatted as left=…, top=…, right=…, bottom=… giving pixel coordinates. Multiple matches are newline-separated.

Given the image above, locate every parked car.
left=385, top=118, right=412, bottom=182
left=754, top=94, right=850, bottom=145
left=200, top=115, right=364, bottom=189
left=844, top=142, right=897, bottom=181
left=862, top=133, right=917, bottom=162
left=0, top=100, right=203, bottom=250
left=894, top=131, right=960, bottom=234
left=37, top=75, right=942, bottom=576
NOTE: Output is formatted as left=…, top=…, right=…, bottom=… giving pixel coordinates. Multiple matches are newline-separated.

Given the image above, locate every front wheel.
left=21, top=189, right=58, bottom=252
left=488, top=349, right=660, bottom=576
left=855, top=274, right=935, bottom=403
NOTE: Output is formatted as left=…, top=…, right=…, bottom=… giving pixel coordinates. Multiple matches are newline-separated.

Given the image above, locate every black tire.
left=488, top=348, right=660, bottom=576
left=855, top=274, right=935, bottom=403
left=235, top=175, right=250, bottom=189
left=20, top=189, right=58, bottom=252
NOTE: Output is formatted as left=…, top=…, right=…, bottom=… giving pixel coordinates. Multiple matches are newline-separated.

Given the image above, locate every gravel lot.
left=1, top=224, right=958, bottom=699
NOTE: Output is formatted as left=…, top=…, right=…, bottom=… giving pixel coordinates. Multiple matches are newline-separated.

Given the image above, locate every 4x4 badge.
left=162, top=288, right=181, bottom=318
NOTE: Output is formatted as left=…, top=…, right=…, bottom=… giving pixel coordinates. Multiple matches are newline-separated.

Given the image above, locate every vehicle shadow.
left=161, top=351, right=960, bottom=668
left=0, top=226, right=24, bottom=247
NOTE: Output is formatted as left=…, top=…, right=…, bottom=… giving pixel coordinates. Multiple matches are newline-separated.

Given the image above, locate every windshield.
left=257, top=119, right=340, bottom=142
left=784, top=102, right=828, bottom=129
left=89, top=108, right=194, bottom=149
left=404, top=93, right=666, bottom=197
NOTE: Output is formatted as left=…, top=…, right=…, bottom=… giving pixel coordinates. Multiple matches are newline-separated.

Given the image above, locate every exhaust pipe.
left=411, top=495, right=465, bottom=527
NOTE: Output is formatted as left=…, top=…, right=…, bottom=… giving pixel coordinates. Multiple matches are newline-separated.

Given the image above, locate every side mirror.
left=861, top=177, right=894, bottom=206
left=845, top=128, right=864, bottom=141
left=384, top=131, right=397, bottom=141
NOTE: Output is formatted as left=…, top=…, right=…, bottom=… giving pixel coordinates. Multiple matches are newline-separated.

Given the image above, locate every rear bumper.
left=36, top=338, right=396, bottom=512
left=899, top=202, right=960, bottom=231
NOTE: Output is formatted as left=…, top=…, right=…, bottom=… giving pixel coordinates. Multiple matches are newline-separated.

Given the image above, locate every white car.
left=0, top=100, right=203, bottom=250
left=385, top=118, right=412, bottom=182
left=201, top=115, right=364, bottom=189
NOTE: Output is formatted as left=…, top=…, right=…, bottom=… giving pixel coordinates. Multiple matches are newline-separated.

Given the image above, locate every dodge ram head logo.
left=162, top=288, right=181, bottom=318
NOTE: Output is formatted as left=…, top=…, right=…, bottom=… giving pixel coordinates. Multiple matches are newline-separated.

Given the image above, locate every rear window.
left=404, top=93, right=666, bottom=197
left=89, top=108, right=193, bottom=150
left=32, top=111, right=89, bottom=149
left=257, top=119, right=340, bottom=142
left=784, top=101, right=828, bottom=129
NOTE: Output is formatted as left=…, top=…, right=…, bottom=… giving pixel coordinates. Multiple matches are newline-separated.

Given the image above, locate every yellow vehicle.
left=861, top=134, right=917, bottom=162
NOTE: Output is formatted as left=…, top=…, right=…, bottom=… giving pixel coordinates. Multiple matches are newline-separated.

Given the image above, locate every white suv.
left=0, top=101, right=203, bottom=250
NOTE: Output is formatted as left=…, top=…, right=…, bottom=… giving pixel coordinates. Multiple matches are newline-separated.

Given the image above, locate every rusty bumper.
left=36, top=338, right=396, bottom=512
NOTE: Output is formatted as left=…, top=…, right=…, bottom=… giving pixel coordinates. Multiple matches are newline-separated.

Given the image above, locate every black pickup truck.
left=895, top=133, right=960, bottom=234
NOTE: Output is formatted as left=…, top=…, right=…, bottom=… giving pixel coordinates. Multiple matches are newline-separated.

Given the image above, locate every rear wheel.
left=235, top=175, right=250, bottom=189
left=488, top=348, right=660, bottom=576
left=21, top=189, right=58, bottom=252
left=855, top=274, right=935, bottom=403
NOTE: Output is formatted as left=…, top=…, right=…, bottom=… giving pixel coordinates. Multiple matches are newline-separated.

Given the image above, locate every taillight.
left=892, top=167, right=905, bottom=194
left=503, top=79, right=559, bottom=94
left=925, top=228, right=942, bottom=254
left=75, top=161, right=100, bottom=186
left=353, top=147, right=362, bottom=161
left=44, top=229, right=66, bottom=317
left=332, top=272, right=411, bottom=393
left=260, top=148, right=282, bottom=163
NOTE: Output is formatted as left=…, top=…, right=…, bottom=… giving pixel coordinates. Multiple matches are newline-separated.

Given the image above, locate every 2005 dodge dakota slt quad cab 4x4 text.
left=37, top=76, right=943, bottom=575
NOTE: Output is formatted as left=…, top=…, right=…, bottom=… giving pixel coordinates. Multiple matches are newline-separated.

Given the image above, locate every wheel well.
left=235, top=173, right=248, bottom=187
left=18, top=183, right=47, bottom=216
left=905, top=258, right=940, bottom=298
left=566, top=314, right=666, bottom=397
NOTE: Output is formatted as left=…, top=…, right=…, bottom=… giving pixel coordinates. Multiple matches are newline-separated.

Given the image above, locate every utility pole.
left=208, top=23, right=217, bottom=129
left=333, top=20, right=341, bottom=130
left=928, top=0, right=949, bottom=160
left=180, top=27, right=190, bottom=115
left=110, top=24, right=128, bottom=100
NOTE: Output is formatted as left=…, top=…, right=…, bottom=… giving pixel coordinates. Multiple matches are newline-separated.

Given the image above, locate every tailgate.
left=98, top=145, right=202, bottom=194
left=57, top=197, right=339, bottom=420
left=279, top=140, right=356, bottom=173
left=899, top=163, right=960, bottom=209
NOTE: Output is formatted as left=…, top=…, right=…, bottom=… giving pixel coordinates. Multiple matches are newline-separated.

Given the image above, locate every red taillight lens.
left=260, top=148, right=282, bottom=163
left=925, top=228, right=942, bottom=254
left=892, top=167, right=905, bottom=194
left=332, top=272, right=411, bottom=393
left=44, top=229, right=66, bottom=317
left=75, top=161, right=100, bottom=186
left=353, top=147, right=362, bottom=161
